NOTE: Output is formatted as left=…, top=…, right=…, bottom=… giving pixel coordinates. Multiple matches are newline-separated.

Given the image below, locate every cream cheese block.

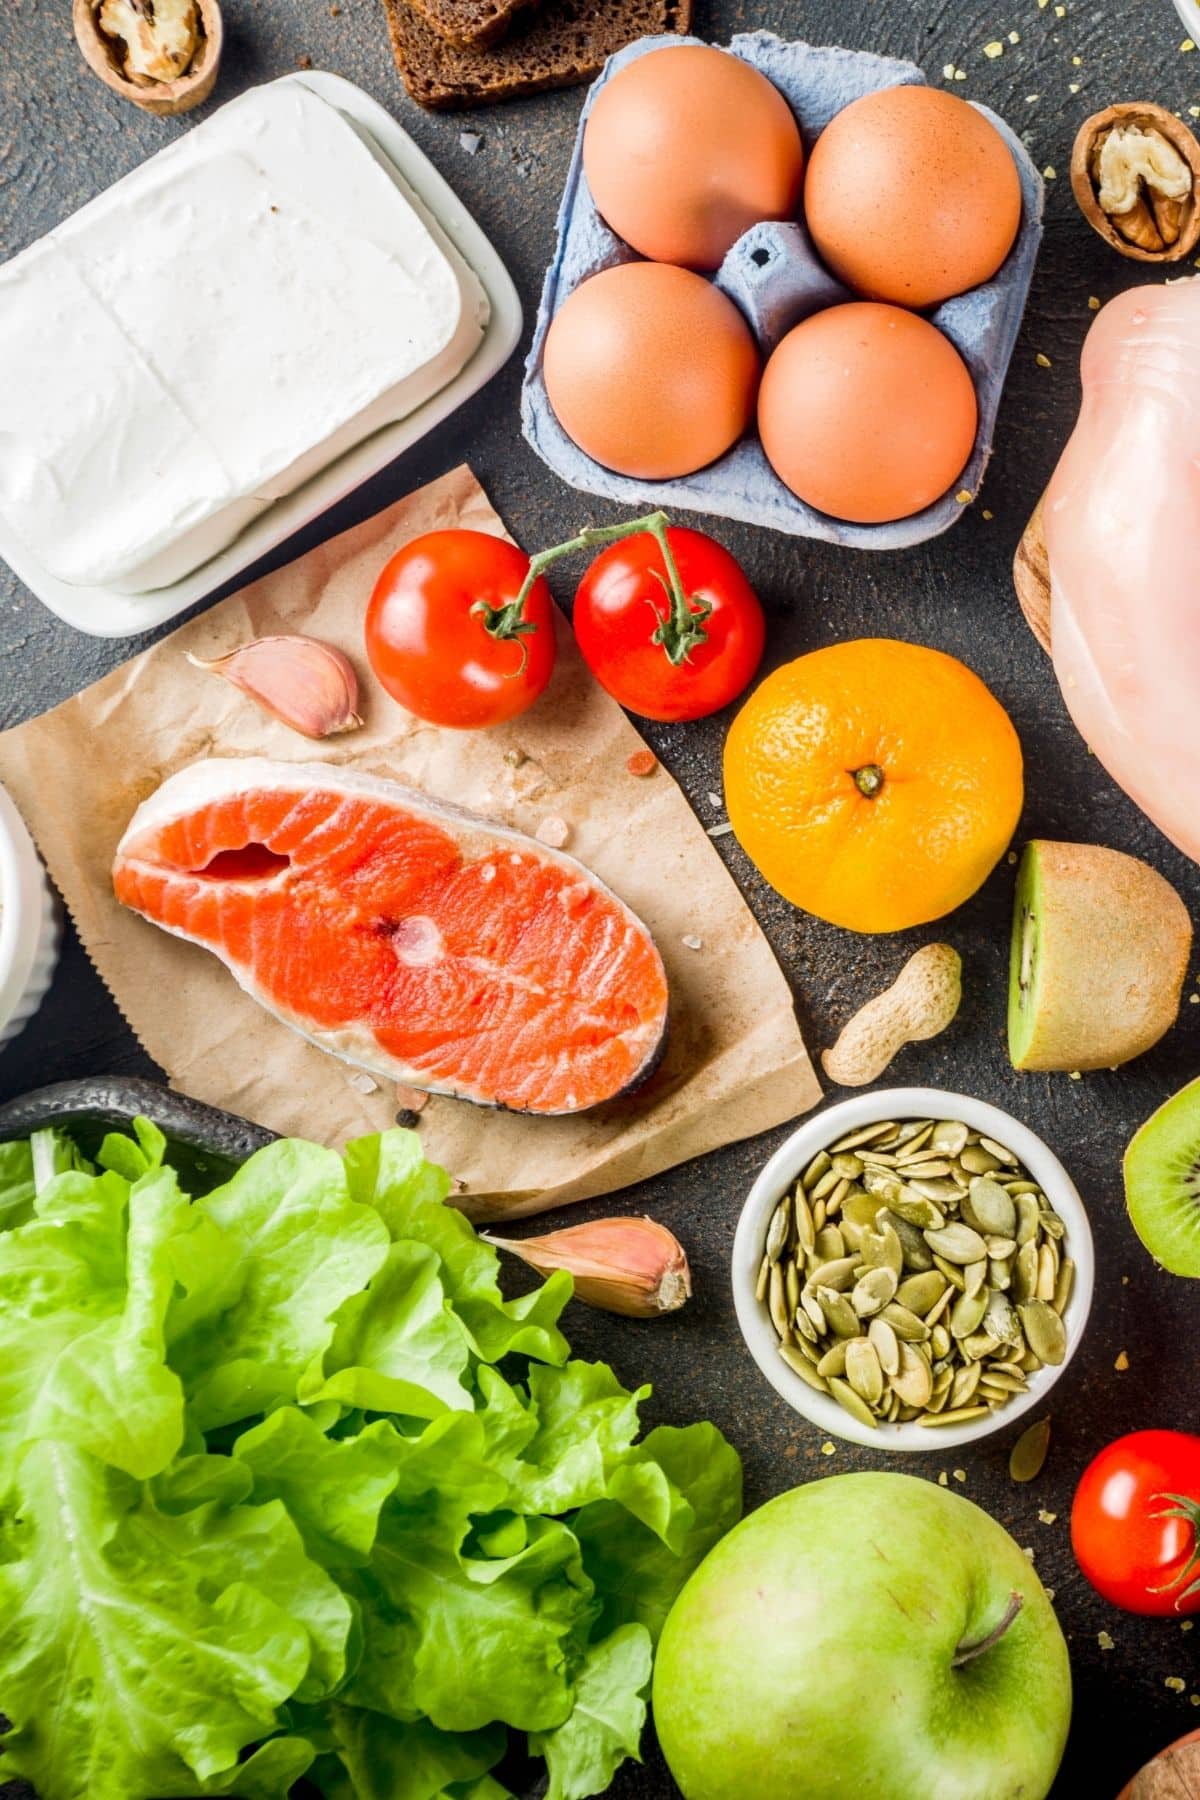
left=0, top=82, right=489, bottom=594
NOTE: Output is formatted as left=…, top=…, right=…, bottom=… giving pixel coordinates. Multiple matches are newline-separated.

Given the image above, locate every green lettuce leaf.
left=0, top=1162, right=187, bottom=1477
left=298, top=1240, right=473, bottom=1420
left=312, top=1711, right=504, bottom=1800
left=233, top=1407, right=399, bottom=1568
left=531, top=1624, right=653, bottom=1800
left=0, top=1138, right=36, bottom=1232
left=572, top=1422, right=743, bottom=1644
left=342, top=1133, right=571, bottom=1367
left=0, top=1442, right=349, bottom=1798
left=170, top=1140, right=390, bottom=1430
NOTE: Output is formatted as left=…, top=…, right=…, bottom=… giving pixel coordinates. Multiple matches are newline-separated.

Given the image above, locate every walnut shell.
left=73, top=0, right=223, bottom=117
left=1071, top=102, right=1200, bottom=262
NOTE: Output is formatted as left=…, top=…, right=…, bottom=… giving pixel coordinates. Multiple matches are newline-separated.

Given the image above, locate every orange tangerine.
left=723, top=639, right=1024, bottom=934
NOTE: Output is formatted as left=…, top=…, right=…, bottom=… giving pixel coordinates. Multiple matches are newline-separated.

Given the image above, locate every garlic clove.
left=485, top=1216, right=692, bottom=1318
left=188, top=635, right=363, bottom=740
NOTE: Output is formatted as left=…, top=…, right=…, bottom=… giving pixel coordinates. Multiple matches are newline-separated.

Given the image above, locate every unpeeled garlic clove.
left=188, top=635, right=363, bottom=739
left=485, top=1215, right=692, bottom=1318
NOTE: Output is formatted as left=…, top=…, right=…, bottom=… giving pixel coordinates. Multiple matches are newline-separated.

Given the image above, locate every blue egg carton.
left=521, top=31, right=1045, bottom=550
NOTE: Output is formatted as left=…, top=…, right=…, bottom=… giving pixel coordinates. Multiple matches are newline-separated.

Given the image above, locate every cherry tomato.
left=365, top=530, right=556, bottom=729
left=1072, top=1430, right=1200, bottom=1615
left=573, top=524, right=764, bottom=723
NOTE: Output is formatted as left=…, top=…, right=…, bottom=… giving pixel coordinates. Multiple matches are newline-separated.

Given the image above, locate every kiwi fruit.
left=1125, top=1079, right=1200, bottom=1276
left=1008, top=840, right=1191, bottom=1071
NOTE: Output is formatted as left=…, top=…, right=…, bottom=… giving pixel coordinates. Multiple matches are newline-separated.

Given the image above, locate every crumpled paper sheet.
left=0, top=466, right=820, bottom=1217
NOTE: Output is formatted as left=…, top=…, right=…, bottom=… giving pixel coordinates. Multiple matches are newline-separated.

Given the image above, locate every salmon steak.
left=112, top=758, right=669, bottom=1114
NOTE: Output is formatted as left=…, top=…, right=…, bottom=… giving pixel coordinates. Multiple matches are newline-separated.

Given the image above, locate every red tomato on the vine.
left=1072, top=1430, right=1200, bottom=1615
left=573, top=524, right=764, bottom=723
left=365, top=530, right=556, bottom=730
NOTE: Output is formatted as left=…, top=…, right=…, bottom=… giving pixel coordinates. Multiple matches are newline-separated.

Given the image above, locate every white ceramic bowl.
left=732, top=1088, right=1094, bottom=1452
left=1174, top=0, right=1200, bottom=42
left=0, top=783, right=60, bottom=1052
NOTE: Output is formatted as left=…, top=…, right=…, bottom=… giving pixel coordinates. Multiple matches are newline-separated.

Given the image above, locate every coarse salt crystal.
left=346, top=1070, right=379, bottom=1094
left=681, top=934, right=703, bottom=951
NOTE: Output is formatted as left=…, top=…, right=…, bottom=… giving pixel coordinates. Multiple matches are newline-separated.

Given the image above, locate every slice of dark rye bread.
left=406, top=0, right=542, bottom=52
left=384, top=0, right=695, bottom=109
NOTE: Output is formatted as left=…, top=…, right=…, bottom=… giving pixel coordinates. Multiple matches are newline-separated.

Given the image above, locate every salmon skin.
left=112, top=758, right=669, bottom=1115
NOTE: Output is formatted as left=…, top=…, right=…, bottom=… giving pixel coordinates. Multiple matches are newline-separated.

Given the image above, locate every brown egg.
left=758, top=303, right=978, bottom=524
left=542, top=262, right=760, bottom=480
left=582, top=45, right=805, bottom=270
left=804, top=85, right=1022, bottom=308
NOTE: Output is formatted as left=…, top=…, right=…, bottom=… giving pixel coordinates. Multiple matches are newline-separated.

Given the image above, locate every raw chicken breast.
left=1044, top=278, right=1200, bottom=863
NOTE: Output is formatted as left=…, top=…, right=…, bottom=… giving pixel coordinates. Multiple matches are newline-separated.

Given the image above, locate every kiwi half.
left=1125, top=1079, right=1200, bottom=1277
left=1008, top=840, right=1192, bottom=1071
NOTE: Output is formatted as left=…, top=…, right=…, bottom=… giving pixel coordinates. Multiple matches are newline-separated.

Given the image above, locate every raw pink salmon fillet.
left=1044, top=279, right=1200, bottom=864
left=112, top=758, right=669, bottom=1114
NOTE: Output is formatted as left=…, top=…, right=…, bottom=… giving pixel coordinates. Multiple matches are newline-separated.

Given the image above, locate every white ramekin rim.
left=1173, top=0, right=1200, bottom=40
left=732, top=1087, right=1095, bottom=1453
left=0, top=783, right=50, bottom=1037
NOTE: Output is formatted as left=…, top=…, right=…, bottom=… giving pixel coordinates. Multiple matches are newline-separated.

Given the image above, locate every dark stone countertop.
left=2, top=0, right=1198, bottom=1792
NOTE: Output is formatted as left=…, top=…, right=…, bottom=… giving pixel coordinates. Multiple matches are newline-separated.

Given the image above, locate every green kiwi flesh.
left=1008, top=840, right=1192, bottom=1072
left=1125, top=1077, right=1200, bottom=1277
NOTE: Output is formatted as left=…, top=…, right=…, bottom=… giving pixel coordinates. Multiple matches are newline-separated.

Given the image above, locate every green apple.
left=653, top=1472, right=1070, bottom=1800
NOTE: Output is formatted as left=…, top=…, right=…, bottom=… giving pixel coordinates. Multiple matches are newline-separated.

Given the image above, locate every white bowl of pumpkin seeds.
left=733, top=1089, right=1094, bottom=1451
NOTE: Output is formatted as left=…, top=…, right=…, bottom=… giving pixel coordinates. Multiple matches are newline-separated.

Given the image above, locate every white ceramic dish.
left=1174, top=0, right=1200, bottom=41
left=0, top=784, right=61, bottom=1052
left=732, top=1088, right=1094, bottom=1452
left=0, top=72, right=522, bottom=639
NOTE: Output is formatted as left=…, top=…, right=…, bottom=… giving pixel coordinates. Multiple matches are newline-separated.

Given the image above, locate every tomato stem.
left=1149, top=1494, right=1200, bottom=1604
left=474, top=511, right=711, bottom=673
left=951, top=1591, right=1024, bottom=1668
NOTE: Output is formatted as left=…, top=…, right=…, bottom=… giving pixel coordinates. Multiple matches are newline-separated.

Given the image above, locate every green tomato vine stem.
left=471, top=510, right=711, bottom=675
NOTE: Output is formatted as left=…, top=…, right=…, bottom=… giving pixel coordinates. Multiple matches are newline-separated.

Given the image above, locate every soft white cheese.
left=0, top=82, right=489, bottom=593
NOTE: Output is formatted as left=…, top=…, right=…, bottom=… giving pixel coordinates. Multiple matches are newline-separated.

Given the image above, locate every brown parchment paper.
left=0, top=466, right=820, bottom=1217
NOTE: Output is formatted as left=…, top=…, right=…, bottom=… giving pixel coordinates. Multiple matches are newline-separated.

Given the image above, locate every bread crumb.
left=1115, top=1349, right=1130, bottom=1371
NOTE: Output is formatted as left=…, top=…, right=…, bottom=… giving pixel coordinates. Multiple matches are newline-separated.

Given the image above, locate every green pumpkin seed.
left=950, top=1286, right=989, bottom=1339
left=769, top=1263, right=791, bottom=1341
left=790, top=1329, right=823, bottom=1365
left=961, top=1330, right=1001, bottom=1362
left=800, top=1290, right=827, bottom=1335
left=846, top=1338, right=885, bottom=1405
left=795, top=1191, right=817, bottom=1253
left=1009, top=1417, right=1051, bottom=1482
left=982, top=1289, right=1021, bottom=1346
left=1036, top=1242, right=1059, bottom=1302
left=1039, top=1210, right=1066, bottom=1242
left=1053, top=1258, right=1075, bottom=1316
left=1015, top=1193, right=1041, bottom=1246
left=984, top=1234, right=1018, bottom=1259
left=961, top=1147, right=1002, bottom=1177
left=884, top=1212, right=936, bottom=1270
left=888, top=1190, right=947, bottom=1229
left=825, top=1177, right=851, bottom=1217
left=811, top=1222, right=845, bottom=1261
left=1019, top=1300, right=1067, bottom=1366
left=964, top=1178, right=1017, bottom=1237
left=890, top=1341, right=934, bottom=1408
left=808, top=1255, right=859, bottom=1292
left=817, top=1287, right=863, bottom=1339
left=896, top=1270, right=947, bottom=1315
left=989, top=1254, right=1015, bottom=1291
left=816, top=1340, right=850, bottom=1379
left=898, top=1159, right=956, bottom=1181
left=1013, top=1240, right=1039, bottom=1303
left=832, top=1152, right=864, bottom=1181
left=862, top=1167, right=905, bottom=1205
left=802, top=1152, right=832, bottom=1192
left=879, top=1301, right=931, bottom=1342
left=930, top=1120, right=970, bottom=1157
left=979, top=1136, right=1018, bottom=1164
left=979, top=1366, right=1028, bottom=1394
left=963, top=1257, right=989, bottom=1298
left=932, top=1253, right=968, bottom=1292
left=780, top=1346, right=830, bottom=1392
left=907, top=1177, right=962, bottom=1204
left=868, top=1317, right=901, bottom=1375
left=924, top=1283, right=956, bottom=1329
left=794, top=1305, right=819, bottom=1344
left=861, top=1221, right=904, bottom=1277
left=924, top=1222, right=988, bottom=1265
left=755, top=1254, right=771, bottom=1304
left=950, top=1360, right=982, bottom=1409
left=929, top=1321, right=952, bottom=1361
left=785, top=1259, right=801, bottom=1320
left=829, top=1122, right=896, bottom=1153
left=918, top=1405, right=993, bottom=1427
left=829, top=1377, right=879, bottom=1430
left=852, top=1266, right=898, bottom=1317
left=766, top=1197, right=791, bottom=1263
